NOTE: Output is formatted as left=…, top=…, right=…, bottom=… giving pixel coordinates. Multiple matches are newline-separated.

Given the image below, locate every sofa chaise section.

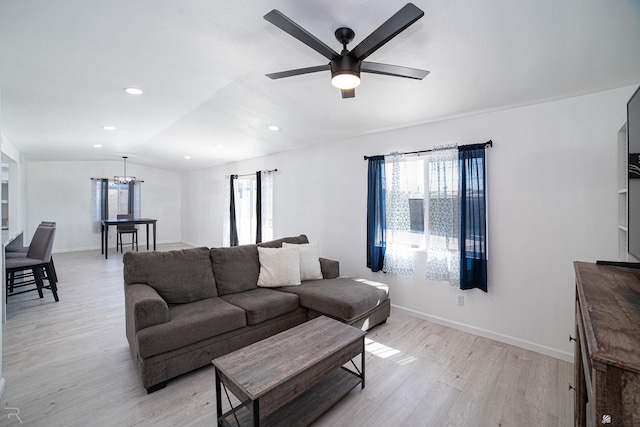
left=277, top=277, right=390, bottom=330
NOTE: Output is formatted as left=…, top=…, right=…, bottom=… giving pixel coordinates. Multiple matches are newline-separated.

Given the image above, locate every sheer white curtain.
left=223, top=175, right=231, bottom=247
left=90, top=179, right=106, bottom=232
left=132, top=182, right=142, bottom=219
left=383, top=153, right=414, bottom=275
left=425, top=145, right=460, bottom=286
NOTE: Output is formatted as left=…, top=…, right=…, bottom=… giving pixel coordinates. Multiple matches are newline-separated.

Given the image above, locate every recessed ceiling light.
left=268, top=125, right=280, bottom=131
left=93, top=144, right=102, bottom=148
left=124, top=87, right=143, bottom=95
left=103, top=125, right=116, bottom=130
left=184, top=156, right=191, bottom=160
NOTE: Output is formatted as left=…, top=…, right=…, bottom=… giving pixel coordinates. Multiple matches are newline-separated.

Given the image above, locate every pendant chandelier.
left=114, top=156, right=138, bottom=184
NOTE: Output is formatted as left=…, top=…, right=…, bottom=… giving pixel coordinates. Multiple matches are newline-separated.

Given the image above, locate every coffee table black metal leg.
left=146, top=223, right=150, bottom=250
left=253, top=399, right=259, bottom=427
left=215, top=369, right=223, bottom=426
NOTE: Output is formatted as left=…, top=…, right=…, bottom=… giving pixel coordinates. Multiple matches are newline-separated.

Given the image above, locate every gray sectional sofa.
left=123, top=235, right=390, bottom=393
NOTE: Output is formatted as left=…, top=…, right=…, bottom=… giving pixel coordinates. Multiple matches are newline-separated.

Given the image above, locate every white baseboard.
left=392, top=304, right=573, bottom=363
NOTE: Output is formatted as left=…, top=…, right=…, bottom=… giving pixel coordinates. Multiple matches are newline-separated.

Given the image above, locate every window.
left=108, top=182, right=132, bottom=216
left=384, top=153, right=463, bottom=254
left=234, top=175, right=258, bottom=246
left=224, top=171, right=274, bottom=246
left=91, top=179, right=142, bottom=232
left=384, top=157, right=425, bottom=250
left=366, top=143, right=489, bottom=291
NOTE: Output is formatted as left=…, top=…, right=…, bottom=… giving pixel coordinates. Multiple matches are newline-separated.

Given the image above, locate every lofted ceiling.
left=0, top=0, right=639, bottom=172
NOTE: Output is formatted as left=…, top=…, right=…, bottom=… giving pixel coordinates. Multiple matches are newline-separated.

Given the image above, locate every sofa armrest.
left=125, top=283, right=170, bottom=339
left=319, top=257, right=340, bottom=279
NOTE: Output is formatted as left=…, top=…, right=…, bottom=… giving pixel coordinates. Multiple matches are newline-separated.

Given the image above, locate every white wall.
left=182, top=86, right=638, bottom=361
left=181, top=157, right=281, bottom=247
left=26, top=160, right=182, bottom=252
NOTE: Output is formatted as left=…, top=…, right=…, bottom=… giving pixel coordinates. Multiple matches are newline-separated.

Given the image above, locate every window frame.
left=233, top=175, right=259, bottom=246
left=384, top=155, right=429, bottom=251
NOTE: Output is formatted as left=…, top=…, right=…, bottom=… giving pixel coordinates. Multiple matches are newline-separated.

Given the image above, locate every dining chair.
left=5, top=221, right=58, bottom=282
left=117, top=214, right=138, bottom=253
left=5, top=224, right=58, bottom=302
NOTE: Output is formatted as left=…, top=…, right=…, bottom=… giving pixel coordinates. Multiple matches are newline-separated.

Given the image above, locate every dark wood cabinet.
left=574, top=262, right=640, bottom=426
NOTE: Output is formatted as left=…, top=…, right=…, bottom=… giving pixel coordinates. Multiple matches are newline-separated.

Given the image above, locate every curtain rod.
left=90, top=177, right=145, bottom=182
left=363, top=140, right=493, bottom=161
left=232, top=168, right=278, bottom=179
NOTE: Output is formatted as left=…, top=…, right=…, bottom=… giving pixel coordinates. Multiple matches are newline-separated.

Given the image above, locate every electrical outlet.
left=457, top=295, right=464, bottom=306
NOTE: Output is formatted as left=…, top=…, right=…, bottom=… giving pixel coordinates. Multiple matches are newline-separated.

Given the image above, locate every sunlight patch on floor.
left=364, top=337, right=418, bottom=365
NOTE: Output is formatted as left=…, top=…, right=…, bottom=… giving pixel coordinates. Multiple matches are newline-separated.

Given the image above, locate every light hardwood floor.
left=1, top=245, right=573, bottom=426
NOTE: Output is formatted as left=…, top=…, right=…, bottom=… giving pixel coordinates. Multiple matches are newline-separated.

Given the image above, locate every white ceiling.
left=1, top=0, right=639, bottom=172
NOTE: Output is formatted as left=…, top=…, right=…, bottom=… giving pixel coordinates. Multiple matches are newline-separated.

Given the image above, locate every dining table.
left=101, top=218, right=157, bottom=259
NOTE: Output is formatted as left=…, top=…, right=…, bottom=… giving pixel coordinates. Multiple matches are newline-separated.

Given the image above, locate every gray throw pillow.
left=210, top=244, right=260, bottom=295
left=123, top=247, right=217, bottom=304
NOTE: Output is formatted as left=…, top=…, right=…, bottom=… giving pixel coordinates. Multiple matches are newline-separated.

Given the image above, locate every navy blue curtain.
left=366, top=156, right=386, bottom=272
left=459, top=144, right=488, bottom=292
left=127, top=182, right=135, bottom=215
left=230, top=175, right=239, bottom=247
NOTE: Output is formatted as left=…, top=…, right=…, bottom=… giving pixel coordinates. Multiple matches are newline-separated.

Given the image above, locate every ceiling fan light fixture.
left=331, top=71, right=361, bottom=90
left=331, top=54, right=361, bottom=90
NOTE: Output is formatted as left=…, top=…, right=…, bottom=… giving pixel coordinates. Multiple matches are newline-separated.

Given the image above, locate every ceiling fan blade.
left=349, top=3, right=424, bottom=61
left=266, top=64, right=331, bottom=80
left=361, top=61, right=429, bottom=80
left=341, top=88, right=355, bottom=98
left=264, top=10, right=339, bottom=60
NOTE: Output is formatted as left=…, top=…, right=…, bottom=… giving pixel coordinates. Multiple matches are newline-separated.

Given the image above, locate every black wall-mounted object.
left=628, top=85, right=640, bottom=260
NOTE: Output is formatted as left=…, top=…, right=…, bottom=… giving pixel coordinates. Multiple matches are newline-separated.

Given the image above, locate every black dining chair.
left=117, top=214, right=138, bottom=253
left=5, top=224, right=58, bottom=302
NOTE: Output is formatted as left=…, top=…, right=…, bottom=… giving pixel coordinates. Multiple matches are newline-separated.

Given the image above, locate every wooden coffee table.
left=212, top=316, right=367, bottom=426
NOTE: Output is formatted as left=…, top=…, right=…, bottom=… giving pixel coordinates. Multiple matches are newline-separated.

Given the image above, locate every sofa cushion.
left=123, top=247, right=217, bottom=304
left=210, top=244, right=260, bottom=296
left=257, top=234, right=309, bottom=248
left=257, top=246, right=301, bottom=287
left=220, top=288, right=300, bottom=325
left=277, top=277, right=389, bottom=322
left=283, top=242, right=323, bottom=281
left=136, top=297, right=247, bottom=358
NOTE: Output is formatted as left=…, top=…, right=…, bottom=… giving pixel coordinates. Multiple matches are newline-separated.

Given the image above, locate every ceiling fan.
left=264, top=3, right=430, bottom=99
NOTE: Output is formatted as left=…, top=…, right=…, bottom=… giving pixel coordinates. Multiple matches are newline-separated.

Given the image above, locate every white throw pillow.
left=257, top=246, right=301, bottom=287
left=283, top=242, right=323, bottom=281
